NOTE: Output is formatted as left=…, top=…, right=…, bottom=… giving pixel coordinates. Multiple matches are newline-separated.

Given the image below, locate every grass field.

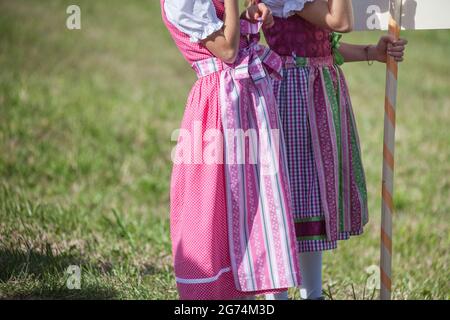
left=0, top=0, right=449, bottom=300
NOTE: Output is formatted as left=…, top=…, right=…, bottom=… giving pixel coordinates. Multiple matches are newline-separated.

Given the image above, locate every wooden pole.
left=380, top=0, right=403, bottom=301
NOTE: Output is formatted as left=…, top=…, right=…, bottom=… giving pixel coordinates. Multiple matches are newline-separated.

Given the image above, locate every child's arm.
left=242, top=2, right=274, bottom=28
left=340, top=36, right=408, bottom=63
left=202, top=0, right=241, bottom=64
left=202, top=1, right=275, bottom=63
left=297, top=0, right=354, bottom=33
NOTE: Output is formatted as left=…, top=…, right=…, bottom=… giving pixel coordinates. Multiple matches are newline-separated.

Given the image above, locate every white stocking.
left=265, top=291, right=289, bottom=300
left=298, top=251, right=323, bottom=300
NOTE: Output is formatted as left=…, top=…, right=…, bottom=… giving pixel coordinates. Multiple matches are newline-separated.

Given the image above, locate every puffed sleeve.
left=164, top=0, right=224, bottom=43
left=263, top=0, right=316, bottom=18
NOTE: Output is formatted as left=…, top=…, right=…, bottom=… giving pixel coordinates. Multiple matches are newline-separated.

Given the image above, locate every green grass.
left=0, top=0, right=449, bottom=300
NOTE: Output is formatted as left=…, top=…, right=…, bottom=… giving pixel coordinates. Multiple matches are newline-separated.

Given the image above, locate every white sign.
left=353, top=0, right=450, bottom=31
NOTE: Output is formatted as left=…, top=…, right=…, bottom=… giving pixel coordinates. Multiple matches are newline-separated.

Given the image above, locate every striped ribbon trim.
left=193, top=45, right=282, bottom=82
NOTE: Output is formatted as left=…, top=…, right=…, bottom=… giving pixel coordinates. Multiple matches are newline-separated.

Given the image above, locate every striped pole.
left=380, top=0, right=403, bottom=301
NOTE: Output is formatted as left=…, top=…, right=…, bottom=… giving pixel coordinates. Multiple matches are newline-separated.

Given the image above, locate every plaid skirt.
left=273, top=55, right=369, bottom=252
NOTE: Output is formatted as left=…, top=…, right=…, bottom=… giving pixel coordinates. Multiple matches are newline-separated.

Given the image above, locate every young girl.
left=252, top=0, right=407, bottom=300
left=160, top=0, right=302, bottom=300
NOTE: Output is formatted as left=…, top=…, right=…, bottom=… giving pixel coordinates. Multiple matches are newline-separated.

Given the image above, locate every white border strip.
left=176, top=267, right=231, bottom=285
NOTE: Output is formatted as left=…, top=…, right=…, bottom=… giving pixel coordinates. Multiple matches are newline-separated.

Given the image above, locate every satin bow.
left=331, top=32, right=345, bottom=66
left=233, top=20, right=283, bottom=82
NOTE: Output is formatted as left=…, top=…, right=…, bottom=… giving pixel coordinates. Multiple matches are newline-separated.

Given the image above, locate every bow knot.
left=230, top=20, right=282, bottom=82
left=331, top=32, right=345, bottom=66
left=232, top=43, right=282, bottom=83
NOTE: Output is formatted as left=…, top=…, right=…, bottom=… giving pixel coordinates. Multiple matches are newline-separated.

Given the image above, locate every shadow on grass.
left=0, top=247, right=119, bottom=300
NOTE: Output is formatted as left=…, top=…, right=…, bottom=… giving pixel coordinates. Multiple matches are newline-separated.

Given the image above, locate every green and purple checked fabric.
left=273, top=54, right=368, bottom=252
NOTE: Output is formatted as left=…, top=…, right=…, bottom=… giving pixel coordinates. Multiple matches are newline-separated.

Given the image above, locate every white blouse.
left=164, top=0, right=224, bottom=43
left=262, top=0, right=315, bottom=18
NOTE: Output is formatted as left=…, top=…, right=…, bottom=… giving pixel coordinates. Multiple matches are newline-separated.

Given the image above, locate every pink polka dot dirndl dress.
left=161, top=0, right=301, bottom=300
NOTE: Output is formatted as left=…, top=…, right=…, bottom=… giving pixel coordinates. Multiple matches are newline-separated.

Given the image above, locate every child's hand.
left=244, top=3, right=274, bottom=28
left=373, top=35, right=408, bottom=63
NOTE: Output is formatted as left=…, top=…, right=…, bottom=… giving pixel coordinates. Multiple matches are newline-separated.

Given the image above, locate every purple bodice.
left=263, top=15, right=332, bottom=58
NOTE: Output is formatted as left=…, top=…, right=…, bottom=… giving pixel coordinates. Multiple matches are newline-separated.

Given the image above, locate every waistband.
left=192, top=43, right=283, bottom=82
left=192, top=57, right=226, bottom=78
left=281, top=55, right=335, bottom=69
